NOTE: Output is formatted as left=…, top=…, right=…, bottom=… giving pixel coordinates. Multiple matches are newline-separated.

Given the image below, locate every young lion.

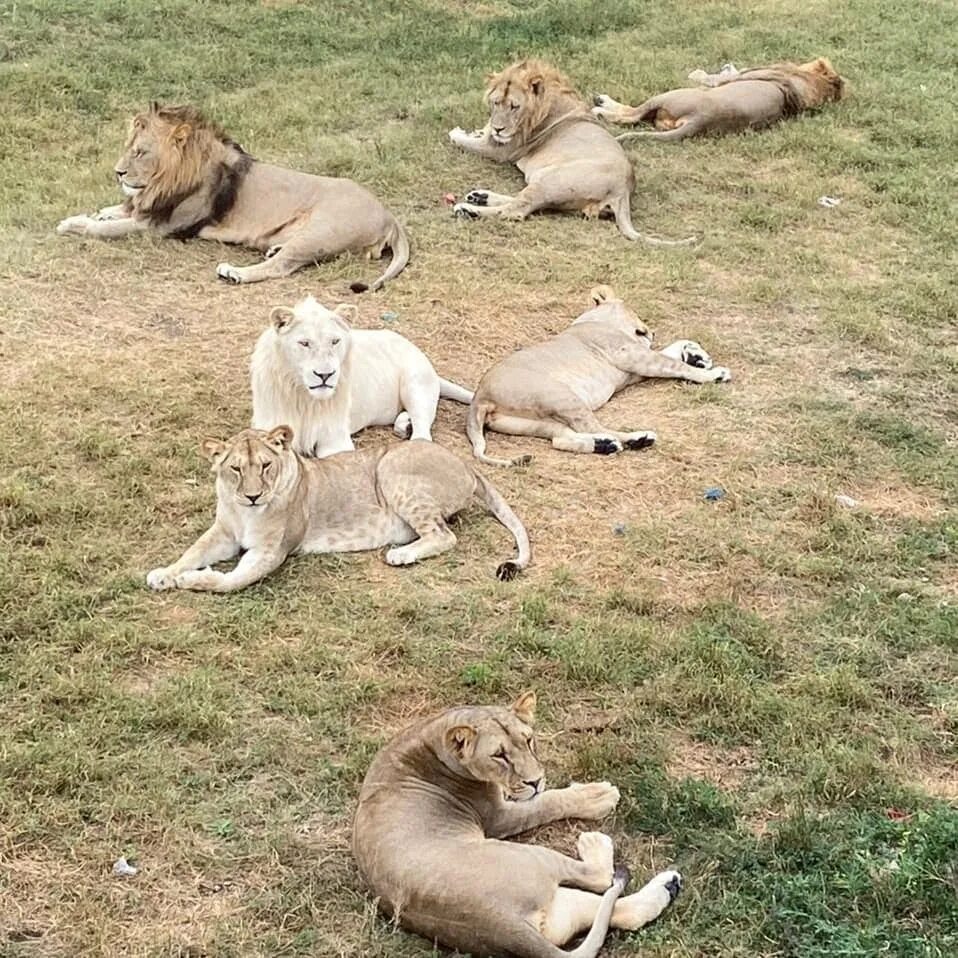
left=56, top=102, right=408, bottom=290
left=466, top=286, right=731, bottom=465
left=353, top=692, right=682, bottom=958
left=146, top=426, right=530, bottom=593
left=448, top=59, right=693, bottom=246
left=593, top=58, right=846, bottom=142
left=251, top=295, right=473, bottom=458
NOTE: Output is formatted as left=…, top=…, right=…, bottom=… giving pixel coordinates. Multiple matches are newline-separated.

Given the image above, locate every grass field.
left=1, top=1, right=956, bottom=955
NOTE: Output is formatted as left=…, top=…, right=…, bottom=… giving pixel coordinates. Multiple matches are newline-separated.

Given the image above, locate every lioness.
left=251, top=295, right=473, bottom=458
left=467, top=286, right=731, bottom=465
left=353, top=692, right=682, bottom=958
left=146, top=426, right=530, bottom=592
left=593, top=58, right=846, bottom=142
left=448, top=59, right=693, bottom=246
left=56, top=102, right=408, bottom=290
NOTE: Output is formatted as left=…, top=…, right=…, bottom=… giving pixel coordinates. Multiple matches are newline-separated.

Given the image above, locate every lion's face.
left=578, top=286, right=654, bottom=348
left=484, top=60, right=559, bottom=145
left=115, top=122, right=161, bottom=195
left=202, top=426, right=295, bottom=508
left=798, top=57, right=847, bottom=102
left=268, top=296, right=357, bottom=402
left=444, top=692, right=545, bottom=802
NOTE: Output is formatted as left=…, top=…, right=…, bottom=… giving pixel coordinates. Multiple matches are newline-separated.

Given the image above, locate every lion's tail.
left=611, top=194, right=698, bottom=247
left=466, top=399, right=531, bottom=468
left=473, top=472, right=531, bottom=581
left=351, top=219, right=410, bottom=293
left=439, top=378, right=474, bottom=405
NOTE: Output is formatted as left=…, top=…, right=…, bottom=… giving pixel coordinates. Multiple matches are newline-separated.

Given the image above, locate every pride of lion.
left=55, top=50, right=845, bottom=956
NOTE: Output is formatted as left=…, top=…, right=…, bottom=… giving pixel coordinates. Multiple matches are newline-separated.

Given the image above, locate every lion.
left=251, top=296, right=473, bottom=458
left=56, top=102, right=408, bottom=290
left=593, top=58, right=846, bottom=142
left=448, top=59, right=693, bottom=246
left=145, top=426, right=530, bottom=593
left=353, top=691, right=682, bottom=958
left=466, top=285, right=731, bottom=466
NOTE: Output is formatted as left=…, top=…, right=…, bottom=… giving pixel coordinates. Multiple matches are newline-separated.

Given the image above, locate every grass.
left=1, top=0, right=956, bottom=955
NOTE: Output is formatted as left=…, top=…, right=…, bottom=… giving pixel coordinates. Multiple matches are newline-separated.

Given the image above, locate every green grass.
left=1, top=0, right=957, bottom=955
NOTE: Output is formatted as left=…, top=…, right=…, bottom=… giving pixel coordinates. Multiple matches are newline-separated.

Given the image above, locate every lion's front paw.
left=56, top=214, right=94, bottom=236
left=216, top=263, right=243, bottom=284
left=146, top=567, right=178, bottom=591
left=385, top=545, right=418, bottom=567
left=567, top=781, right=621, bottom=819
left=452, top=203, right=480, bottom=219
left=465, top=189, right=489, bottom=206
left=173, top=568, right=222, bottom=591
left=711, top=366, right=732, bottom=383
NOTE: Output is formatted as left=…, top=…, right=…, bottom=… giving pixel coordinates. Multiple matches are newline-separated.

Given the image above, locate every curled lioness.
left=146, top=426, right=530, bottom=592
left=467, top=286, right=731, bottom=466
left=593, top=58, right=846, bottom=142
left=56, top=102, right=408, bottom=290
left=251, top=295, right=473, bottom=458
left=448, top=59, right=693, bottom=246
left=353, top=692, right=682, bottom=958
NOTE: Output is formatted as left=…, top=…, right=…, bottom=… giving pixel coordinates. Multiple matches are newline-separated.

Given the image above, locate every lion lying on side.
left=146, top=426, right=530, bottom=592
left=467, top=286, right=731, bottom=465
left=593, top=58, right=845, bottom=142
left=251, top=296, right=473, bottom=458
left=353, top=692, right=682, bottom=958
left=57, top=102, right=408, bottom=290
left=448, top=59, right=693, bottom=246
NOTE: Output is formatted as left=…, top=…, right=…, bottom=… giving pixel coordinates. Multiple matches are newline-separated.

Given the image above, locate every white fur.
left=251, top=296, right=473, bottom=458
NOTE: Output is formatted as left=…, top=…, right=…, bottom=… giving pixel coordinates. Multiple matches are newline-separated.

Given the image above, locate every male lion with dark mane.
left=448, top=59, right=693, bottom=246
left=593, top=58, right=846, bottom=142
left=57, top=103, right=409, bottom=290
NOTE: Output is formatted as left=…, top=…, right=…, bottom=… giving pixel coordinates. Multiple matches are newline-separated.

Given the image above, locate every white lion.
left=251, top=296, right=473, bottom=458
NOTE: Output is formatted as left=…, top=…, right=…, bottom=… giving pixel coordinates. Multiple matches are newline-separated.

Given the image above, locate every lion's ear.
left=201, top=438, right=227, bottom=464
left=333, top=303, right=358, bottom=326
left=269, top=306, right=295, bottom=332
left=171, top=122, right=192, bottom=145
left=590, top=284, right=617, bottom=305
left=511, top=691, right=537, bottom=725
left=265, top=425, right=294, bottom=451
left=529, top=74, right=544, bottom=96
left=445, top=725, right=477, bottom=759
left=149, top=100, right=161, bottom=114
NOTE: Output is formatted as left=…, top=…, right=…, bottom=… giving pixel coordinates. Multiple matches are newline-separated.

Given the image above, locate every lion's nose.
left=246, top=493, right=261, bottom=505
left=524, top=777, right=543, bottom=792
left=493, top=126, right=505, bottom=134
left=115, top=168, right=127, bottom=178
left=314, top=371, right=335, bottom=384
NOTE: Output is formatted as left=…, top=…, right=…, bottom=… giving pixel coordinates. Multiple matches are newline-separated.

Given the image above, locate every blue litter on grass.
left=703, top=486, right=725, bottom=502
left=381, top=311, right=399, bottom=323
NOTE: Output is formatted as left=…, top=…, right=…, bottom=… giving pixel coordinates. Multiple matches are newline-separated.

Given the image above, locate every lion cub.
left=467, top=285, right=731, bottom=465
left=146, top=426, right=530, bottom=593
left=354, top=692, right=682, bottom=958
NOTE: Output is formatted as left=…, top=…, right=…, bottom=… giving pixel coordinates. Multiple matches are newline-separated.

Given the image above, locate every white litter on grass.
left=113, top=857, right=138, bottom=877
left=835, top=494, right=859, bottom=509
left=818, top=196, right=842, bottom=208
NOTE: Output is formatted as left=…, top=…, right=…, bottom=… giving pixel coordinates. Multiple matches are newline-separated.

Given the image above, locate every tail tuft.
left=613, top=865, right=632, bottom=890
left=496, top=560, right=521, bottom=581
left=349, top=281, right=369, bottom=294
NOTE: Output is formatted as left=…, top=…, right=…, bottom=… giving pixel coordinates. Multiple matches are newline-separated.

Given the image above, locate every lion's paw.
left=593, top=437, right=623, bottom=455
left=568, top=781, right=621, bottom=819
left=216, top=263, right=243, bottom=283
left=452, top=203, right=480, bottom=220
left=465, top=189, right=489, bottom=206
left=146, top=567, right=178, bottom=591
left=174, top=568, right=221, bottom=591
left=711, top=366, right=732, bottom=383
left=56, top=214, right=93, bottom=236
left=393, top=412, right=413, bottom=439
left=624, top=431, right=656, bottom=451
left=385, top=546, right=417, bottom=567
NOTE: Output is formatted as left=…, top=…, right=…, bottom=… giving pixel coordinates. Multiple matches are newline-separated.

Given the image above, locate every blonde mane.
left=734, top=59, right=845, bottom=114
left=486, top=58, right=589, bottom=144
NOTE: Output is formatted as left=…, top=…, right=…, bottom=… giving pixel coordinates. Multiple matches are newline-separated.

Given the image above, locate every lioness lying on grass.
left=467, top=285, right=731, bottom=465
left=146, top=426, right=530, bottom=592
left=353, top=692, right=682, bottom=958
left=593, top=58, right=846, bottom=142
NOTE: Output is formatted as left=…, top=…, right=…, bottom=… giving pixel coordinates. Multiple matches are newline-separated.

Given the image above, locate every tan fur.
left=56, top=103, right=409, bottom=289
left=145, top=427, right=530, bottom=593
left=466, top=285, right=732, bottom=465
left=353, top=693, right=682, bottom=958
left=448, top=59, right=694, bottom=245
left=594, top=58, right=846, bottom=142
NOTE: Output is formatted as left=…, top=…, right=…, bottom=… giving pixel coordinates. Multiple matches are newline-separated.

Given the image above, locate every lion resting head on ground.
left=593, top=57, right=846, bottom=142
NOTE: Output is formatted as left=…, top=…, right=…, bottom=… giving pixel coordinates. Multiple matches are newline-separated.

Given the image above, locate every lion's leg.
left=146, top=524, right=240, bottom=591
left=556, top=409, right=656, bottom=455
left=94, top=204, right=129, bottom=221
left=591, top=93, right=648, bottom=124
left=454, top=183, right=547, bottom=221
left=382, top=494, right=457, bottom=567
left=170, top=547, right=287, bottom=593
left=216, top=244, right=312, bottom=284
left=56, top=214, right=146, bottom=239
left=541, top=870, right=682, bottom=944
left=397, top=372, right=441, bottom=442
left=462, top=188, right=516, bottom=207
left=624, top=351, right=731, bottom=384
left=486, top=782, right=620, bottom=839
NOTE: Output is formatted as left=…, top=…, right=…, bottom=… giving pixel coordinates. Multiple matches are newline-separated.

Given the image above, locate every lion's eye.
left=261, top=462, right=271, bottom=473
left=298, top=340, right=310, bottom=348
left=230, top=465, right=241, bottom=474
left=510, top=102, right=519, bottom=111
left=493, top=748, right=508, bottom=762
left=331, top=338, right=341, bottom=346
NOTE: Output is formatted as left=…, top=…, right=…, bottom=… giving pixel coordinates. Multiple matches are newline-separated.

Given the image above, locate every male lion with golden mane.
left=448, top=59, right=693, bottom=246
left=593, top=58, right=846, bottom=142
left=353, top=692, right=682, bottom=958
left=57, top=103, right=409, bottom=290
